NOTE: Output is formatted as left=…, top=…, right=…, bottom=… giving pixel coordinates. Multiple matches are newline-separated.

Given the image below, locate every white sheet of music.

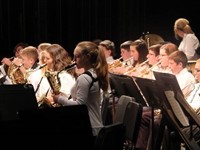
left=165, top=90, right=189, bottom=127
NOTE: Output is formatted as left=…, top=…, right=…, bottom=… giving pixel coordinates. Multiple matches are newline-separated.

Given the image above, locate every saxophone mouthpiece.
left=64, top=63, right=76, bottom=71
left=38, top=64, right=47, bottom=69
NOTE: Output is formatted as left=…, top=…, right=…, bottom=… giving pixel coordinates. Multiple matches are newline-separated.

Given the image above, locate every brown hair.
left=130, top=39, right=148, bottom=66
left=169, top=51, right=188, bottom=68
left=77, top=41, right=109, bottom=92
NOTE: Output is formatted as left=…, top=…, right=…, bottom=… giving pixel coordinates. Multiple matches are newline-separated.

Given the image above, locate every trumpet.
left=123, top=57, right=134, bottom=65
left=139, top=61, right=161, bottom=77
left=124, top=59, right=149, bottom=75
left=108, top=57, right=123, bottom=70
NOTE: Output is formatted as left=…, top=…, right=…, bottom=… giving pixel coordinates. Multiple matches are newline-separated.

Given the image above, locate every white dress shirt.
left=186, top=83, right=200, bottom=112
left=179, top=33, right=199, bottom=60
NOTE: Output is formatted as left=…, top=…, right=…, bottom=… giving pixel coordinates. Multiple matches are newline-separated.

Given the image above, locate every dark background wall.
left=0, top=0, right=199, bottom=59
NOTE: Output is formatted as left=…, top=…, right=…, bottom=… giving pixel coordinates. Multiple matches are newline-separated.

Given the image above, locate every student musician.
left=153, top=42, right=178, bottom=74
left=109, top=40, right=133, bottom=74
left=52, top=41, right=109, bottom=136
left=168, top=50, right=196, bottom=98
left=186, top=58, right=200, bottom=114
left=122, top=39, right=148, bottom=76
left=28, top=44, right=76, bottom=108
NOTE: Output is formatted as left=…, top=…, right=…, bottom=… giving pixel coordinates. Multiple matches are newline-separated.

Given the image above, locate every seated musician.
left=3, top=46, right=38, bottom=84
left=135, top=43, right=178, bottom=149
left=28, top=44, right=76, bottom=108
left=0, top=42, right=28, bottom=84
left=168, top=51, right=196, bottom=99
left=1, top=42, right=28, bottom=68
left=112, top=39, right=148, bottom=75
left=153, top=42, right=178, bottom=73
left=162, top=50, right=197, bottom=149
left=99, top=40, right=116, bottom=64
left=139, top=43, right=162, bottom=79
left=186, top=58, right=200, bottom=114
left=109, top=40, right=133, bottom=73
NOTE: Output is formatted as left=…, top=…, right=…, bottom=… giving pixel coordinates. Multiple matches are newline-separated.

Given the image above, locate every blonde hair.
left=20, top=46, right=38, bottom=62
left=174, top=18, right=193, bottom=34
left=37, top=43, right=51, bottom=53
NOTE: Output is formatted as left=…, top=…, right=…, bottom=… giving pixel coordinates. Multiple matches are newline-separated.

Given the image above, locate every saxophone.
left=39, top=70, right=61, bottom=108
left=45, top=71, right=61, bottom=95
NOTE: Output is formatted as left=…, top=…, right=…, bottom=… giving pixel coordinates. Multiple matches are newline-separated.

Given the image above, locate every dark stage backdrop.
left=0, top=0, right=199, bottom=59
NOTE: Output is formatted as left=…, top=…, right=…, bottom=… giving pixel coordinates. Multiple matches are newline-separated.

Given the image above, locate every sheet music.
left=164, top=90, right=189, bottom=127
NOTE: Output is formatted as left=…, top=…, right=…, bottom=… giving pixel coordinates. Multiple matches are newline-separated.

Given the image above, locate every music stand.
left=153, top=71, right=200, bottom=149
left=0, top=105, right=95, bottom=149
left=108, top=72, right=148, bottom=106
left=0, top=84, right=38, bottom=121
left=153, top=71, right=184, bottom=97
left=134, top=76, right=167, bottom=150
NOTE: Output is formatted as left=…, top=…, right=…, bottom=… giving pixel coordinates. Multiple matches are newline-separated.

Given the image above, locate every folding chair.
left=123, top=101, right=143, bottom=150
left=95, top=122, right=125, bottom=150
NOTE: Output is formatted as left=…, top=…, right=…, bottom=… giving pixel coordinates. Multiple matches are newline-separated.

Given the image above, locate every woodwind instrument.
left=39, top=62, right=76, bottom=108
left=124, top=59, right=149, bottom=75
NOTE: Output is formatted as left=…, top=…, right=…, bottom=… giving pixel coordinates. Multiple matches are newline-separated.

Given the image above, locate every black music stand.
left=0, top=84, right=38, bottom=121
left=134, top=76, right=167, bottom=150
left=108, top=72, right=148, bottom=106
left=153, top=71, right=184, bottom=97
left=0, top=105, right=95, bottom=150
left=153, top=71, right=200, bottom=149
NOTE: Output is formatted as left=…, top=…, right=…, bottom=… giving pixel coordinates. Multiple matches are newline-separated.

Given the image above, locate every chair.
left=113, top=95, right=135, bottom=124
left=101, top=93, right=113, bottom=125
left=95, top=122, right=125, bottom=150
left=112, top=95, right=143, bottom=149
left=123, top=101, right=143, bottom=150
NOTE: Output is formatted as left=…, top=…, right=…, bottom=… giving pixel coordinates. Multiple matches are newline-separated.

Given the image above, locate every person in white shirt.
left=168, top=50, right=196, bottom=98
left=174, top=18, right=200, bottom=60
left=28, top=44, right=76, bottom=108
left=186, top=58, right=200, bottom=114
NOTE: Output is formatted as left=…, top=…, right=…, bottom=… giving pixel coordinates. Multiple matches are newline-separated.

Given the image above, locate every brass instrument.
left=187, top=60, right=196, bottom=75
left=122, top=57, right=134, bottom=65
left=108, top=57, right=123, bottom=70
left=140, top=33, right=164, bottom=48
left=124, top=59, right=149, bottom=75
left=108, top=57, right=134, bottom=73
left=8, top=63, right=26, bottom=84
left=138, top=61, right=161, bottom=77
